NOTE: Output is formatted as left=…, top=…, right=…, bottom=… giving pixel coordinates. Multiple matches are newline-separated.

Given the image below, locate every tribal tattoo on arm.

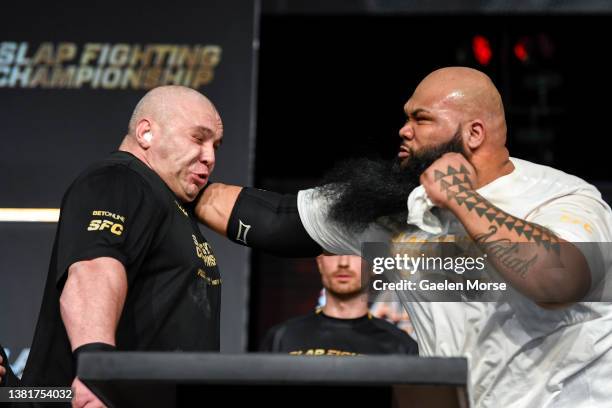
left=431, top=163, right=569, bottom=286
left=422, top=155, right=589, bottom=303
left=433, top=164, right=561, bottom=255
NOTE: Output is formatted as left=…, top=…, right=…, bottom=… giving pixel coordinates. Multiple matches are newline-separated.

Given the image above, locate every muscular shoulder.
left=71, top=161, right=142, bottom=185
left=65, top=156, right=162, bottom=207
left=513, top=158, right=595, bottom=190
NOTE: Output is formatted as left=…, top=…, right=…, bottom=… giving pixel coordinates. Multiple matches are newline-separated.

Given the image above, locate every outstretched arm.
left=194, top=183, right=322, bottom=257
left=195, top=183, right=243, bottom=236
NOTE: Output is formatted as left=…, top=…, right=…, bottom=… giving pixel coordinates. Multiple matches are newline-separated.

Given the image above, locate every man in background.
left=261, top=255, right=417, bottom=355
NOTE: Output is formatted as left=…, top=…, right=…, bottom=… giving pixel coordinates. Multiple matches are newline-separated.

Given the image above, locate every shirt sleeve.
left=259, top=325, right=287, bottom=352
left=259, top=328, right=277, bottom=352
left=297, top=187, right=391, bottom=255
left=527, top=193, right=612, bottom=294
left=527, top=193, right=612, bottom=243
left=55, top=165, right=162, bottom=287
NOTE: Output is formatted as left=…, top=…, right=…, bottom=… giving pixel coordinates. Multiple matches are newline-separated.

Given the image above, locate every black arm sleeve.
left=226, top=187, right=322, bottom=257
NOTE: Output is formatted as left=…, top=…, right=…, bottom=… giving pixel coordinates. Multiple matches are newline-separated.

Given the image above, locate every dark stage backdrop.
left=0, top=2, right=260, bottom=376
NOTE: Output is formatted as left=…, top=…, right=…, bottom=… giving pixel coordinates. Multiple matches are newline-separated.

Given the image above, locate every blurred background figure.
left=261, top=255, right=417, bottom=355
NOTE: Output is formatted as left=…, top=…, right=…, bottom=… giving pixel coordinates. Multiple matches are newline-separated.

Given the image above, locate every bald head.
left=128, top=85, right=219, bottom=136
left=120, top=85, right=223, bottom=202
left=397, top=67, right=513, bottom=187
left=412, top=67, right=506, bottom=144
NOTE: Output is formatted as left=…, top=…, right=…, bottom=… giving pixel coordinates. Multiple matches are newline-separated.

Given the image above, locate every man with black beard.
left=194, top=67, right=612, bottom=407
left=260, top=254, right=417, bottom=355
left=319, top=127, right=465, bottom=232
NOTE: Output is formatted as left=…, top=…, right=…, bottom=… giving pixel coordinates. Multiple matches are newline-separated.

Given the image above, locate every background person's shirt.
left=261, top=309, right=418, bottom=355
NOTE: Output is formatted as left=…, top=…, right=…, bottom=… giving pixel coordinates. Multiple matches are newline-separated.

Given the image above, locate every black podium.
left=78, top=353, right=468, bottom=407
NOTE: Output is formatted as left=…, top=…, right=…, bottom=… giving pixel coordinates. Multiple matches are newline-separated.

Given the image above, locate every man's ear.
left=135, top=119, right=153, bottom=149
left=466, top=119, right=485, bottom=150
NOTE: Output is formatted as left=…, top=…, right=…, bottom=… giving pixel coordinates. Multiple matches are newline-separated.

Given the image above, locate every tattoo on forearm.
left=435, top=165, right=560, bottom=254
left=475, top=226, right=538, bottom=278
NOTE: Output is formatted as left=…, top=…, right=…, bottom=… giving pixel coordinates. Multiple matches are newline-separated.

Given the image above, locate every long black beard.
left=320, top=130, right=465, bottom=232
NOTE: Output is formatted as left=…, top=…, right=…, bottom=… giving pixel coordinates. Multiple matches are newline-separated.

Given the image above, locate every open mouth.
left=398, top=145, right=411, bottom=158
left=192, top=172, right=208, bottom=187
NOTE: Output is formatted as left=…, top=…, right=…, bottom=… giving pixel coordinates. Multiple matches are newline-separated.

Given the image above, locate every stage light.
left=472, top=35, right=492, bottom=66
left=0, top=208, right=59, bottom=222
left=514, top=39, right=529, bottom=62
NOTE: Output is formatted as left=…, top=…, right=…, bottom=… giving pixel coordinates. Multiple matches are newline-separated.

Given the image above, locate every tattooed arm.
left=421, top=153, right=591, bottom=305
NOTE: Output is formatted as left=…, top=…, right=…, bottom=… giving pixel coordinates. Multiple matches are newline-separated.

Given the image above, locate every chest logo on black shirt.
left=289, top=349, right=360, bottom=356
left=192, top=234, right=216, bottom=267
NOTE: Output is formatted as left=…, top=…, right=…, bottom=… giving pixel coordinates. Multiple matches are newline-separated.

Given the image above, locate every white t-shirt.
left=297, top=157, right=612, bottom=407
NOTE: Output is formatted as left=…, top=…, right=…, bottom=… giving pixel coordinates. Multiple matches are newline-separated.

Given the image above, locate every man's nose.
left=337, top=255, right=350, bottom=268
left=200, top=144, right=215, bottom=168
left=399, top=122, right=414, bottom=141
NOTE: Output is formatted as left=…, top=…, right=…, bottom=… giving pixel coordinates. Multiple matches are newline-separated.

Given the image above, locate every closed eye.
left=405, top=108, right=433, bottom=124
left=405, top=116, right=431, bottom=124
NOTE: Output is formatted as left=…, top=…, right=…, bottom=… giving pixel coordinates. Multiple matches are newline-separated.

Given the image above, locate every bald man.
left=20, top=86, right=223, bottom=407
left=195, top=67, right=612, bottom=407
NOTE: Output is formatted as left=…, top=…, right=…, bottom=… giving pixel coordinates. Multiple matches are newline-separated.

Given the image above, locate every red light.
left=472, top=35, right=492, bottom=66
left=514, top=41, right=528, bottom=62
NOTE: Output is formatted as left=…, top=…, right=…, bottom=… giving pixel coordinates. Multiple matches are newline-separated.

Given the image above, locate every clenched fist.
left=420, top=152, right=477, bottom=209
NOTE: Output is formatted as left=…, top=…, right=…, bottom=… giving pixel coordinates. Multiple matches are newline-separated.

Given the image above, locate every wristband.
left=73, top=342, right=116, bottom=368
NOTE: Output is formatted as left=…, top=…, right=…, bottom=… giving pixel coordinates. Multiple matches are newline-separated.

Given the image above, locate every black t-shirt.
left=260, top=310, right=418, bottom=356
left=21, top=151, right=221, bottom=387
